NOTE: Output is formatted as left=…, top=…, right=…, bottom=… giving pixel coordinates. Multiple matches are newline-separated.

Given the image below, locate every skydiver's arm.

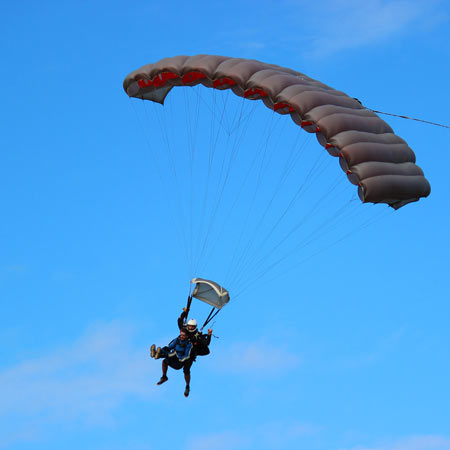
left=167, top=338, right=178, bottom=351
left=177, top=309, right=187, bottom=330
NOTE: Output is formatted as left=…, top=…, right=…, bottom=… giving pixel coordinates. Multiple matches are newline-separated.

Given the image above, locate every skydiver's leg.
left=157, top=359, right=169, bottom=385
left=184, top=370, right=190, bottom=386
left=155, top=346, right=169, bottom=360
left=183, top=361, right=192, bottom=397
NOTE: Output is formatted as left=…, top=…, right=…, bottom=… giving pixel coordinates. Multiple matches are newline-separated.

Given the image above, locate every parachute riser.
left=201, top=306, right=221, bottom=331
left=183, top=295, right=193, bottom=324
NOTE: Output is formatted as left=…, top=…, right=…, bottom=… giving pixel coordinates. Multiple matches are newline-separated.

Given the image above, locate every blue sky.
left=1, top=1, right=450, bottom=449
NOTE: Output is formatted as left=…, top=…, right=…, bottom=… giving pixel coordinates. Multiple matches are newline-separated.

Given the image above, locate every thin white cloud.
left=210, top=340, right=301, bottom=373
left=0, top=264, right=27, bottom=276
left=302, top=0, right=429, bottom=56
left=230, top=0, right=447, bottom=59
left=343, top=434, right=450, bottom=450
left=241, top=41, right=267, bottom=50
left=185, top=430, right=250, bottom=450
left=331, top=327, right=406, bottom=370
left=0, top=423, right=42, bottom=450
left=0, top=321, right=157, bottom=447
left=184, top=420, right=320, bottom=450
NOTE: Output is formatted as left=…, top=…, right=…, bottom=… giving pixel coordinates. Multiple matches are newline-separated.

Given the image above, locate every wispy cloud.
left=0, top=321, right=157, bottom=447
left=300, top=0, right=433, bottom=57
left=343, top=434, right=450, bottom=450
left=185, top=430, right=250, bottom=450
left=184, top=421, right=320, bottom=450
left=331, top=327, right=406, bottom=370
left=210, top=339, right=301, bottom=373
left=229, top=0, right=447, bottom=59
left=0, top=264, right=27, bottom=277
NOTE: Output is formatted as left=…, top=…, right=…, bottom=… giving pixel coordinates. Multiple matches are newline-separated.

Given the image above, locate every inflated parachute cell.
left=123, top=54, right=431, bottom=209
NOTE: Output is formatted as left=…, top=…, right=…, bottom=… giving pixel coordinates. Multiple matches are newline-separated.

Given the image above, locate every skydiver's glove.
left=207, top=329, right=213, bottom=336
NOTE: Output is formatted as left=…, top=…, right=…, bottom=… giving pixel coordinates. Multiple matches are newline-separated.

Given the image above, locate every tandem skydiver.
left=150, top=310, right=213, bottom=397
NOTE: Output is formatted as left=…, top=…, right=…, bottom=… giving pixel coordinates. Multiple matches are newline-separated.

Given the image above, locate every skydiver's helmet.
left=186, top=318, right=197, bottom=333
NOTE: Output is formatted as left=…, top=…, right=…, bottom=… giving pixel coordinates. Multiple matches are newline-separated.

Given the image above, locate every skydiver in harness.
left=149, top=310, right=213, bottom=398
left=150, top=328, right=195, bottom=397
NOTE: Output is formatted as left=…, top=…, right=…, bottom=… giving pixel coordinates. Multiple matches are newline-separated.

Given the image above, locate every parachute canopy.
left=191, top=278, right=230, bottom=309
left=123, top=54, right=430, bottom=209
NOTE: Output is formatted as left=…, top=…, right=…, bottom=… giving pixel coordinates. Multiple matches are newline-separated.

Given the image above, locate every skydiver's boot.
left=150, top=344, right=156, bottom=358
left=157, top=376, right=168, bottom=385
left=154, top=347, right=161, bottom=359
left=184, top=385, right=190, bottom=397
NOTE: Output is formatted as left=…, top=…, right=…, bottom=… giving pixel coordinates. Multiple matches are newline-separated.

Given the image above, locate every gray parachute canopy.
left=191, top=278, right=230, bottom=309
left=123, top=54, right=430, bottom=209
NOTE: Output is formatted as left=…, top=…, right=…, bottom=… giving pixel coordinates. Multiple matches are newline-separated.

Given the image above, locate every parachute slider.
left=190, top=278, right=230, bottom=309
